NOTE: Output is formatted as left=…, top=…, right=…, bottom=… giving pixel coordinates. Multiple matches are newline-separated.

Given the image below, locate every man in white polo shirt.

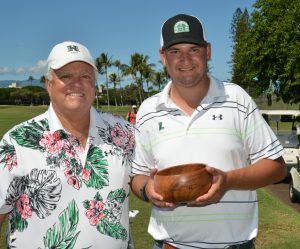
left=130, top=14, right=287, bottom=249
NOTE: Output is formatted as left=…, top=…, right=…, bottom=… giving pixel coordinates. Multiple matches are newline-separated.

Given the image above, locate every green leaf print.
left=97, top=219, right=127, bottom=241
left=83, top=190, right=128, bottom=241
left=11, top=209, right=28, bottom=232
left=43, top=200, right=80, bottom=249
left=0, top=139, right=15, bottom=164
left=94, top=192, right=103, bottom=202
left=84, top=145, right=109, bottom=189
left=107, top=188, right=126, bottom=203
left=82, top=200, right=90, bottom=209
left=9, top=119, right=48, bottom=152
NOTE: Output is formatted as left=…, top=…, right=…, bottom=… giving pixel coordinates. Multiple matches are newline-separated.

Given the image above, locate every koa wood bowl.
left=154, top=163, right=212, bottom=203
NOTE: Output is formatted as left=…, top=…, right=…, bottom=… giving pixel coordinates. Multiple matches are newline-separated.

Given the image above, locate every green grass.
left=257, top=189, right=300, bottom=249
left=130, top=195, right=153, bottom=249
left=1, top=105, right=300, bottom=249
left=0, top=105, right=48, bottom=138
left=0, top=105, right=131, bottom=138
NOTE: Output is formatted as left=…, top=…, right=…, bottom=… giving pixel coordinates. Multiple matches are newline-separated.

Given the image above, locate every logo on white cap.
left=67, top=45, right=80, bottom=52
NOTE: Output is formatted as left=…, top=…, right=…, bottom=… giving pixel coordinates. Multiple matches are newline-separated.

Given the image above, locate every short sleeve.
left=243, top=99, right=284, bottom=163
left=0, top=134, right=17, bottom=213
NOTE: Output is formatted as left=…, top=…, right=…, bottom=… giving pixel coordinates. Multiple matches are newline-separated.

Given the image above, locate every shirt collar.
left=47, top=103, right=64, bottom=132
left=205, top=75, right=227, bottom=102
left=47, top=103, right=97, bottom=139
left=156, top=75, right=227, bottom=108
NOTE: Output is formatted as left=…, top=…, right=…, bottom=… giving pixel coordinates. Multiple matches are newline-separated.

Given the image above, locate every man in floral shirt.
left=0, top=41, right=135, bottom=249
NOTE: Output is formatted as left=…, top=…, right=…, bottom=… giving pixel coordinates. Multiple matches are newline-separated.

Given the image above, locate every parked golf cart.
left=289, top=161, right=300, bottom=203
left=261, top=110, right=300, bottom=203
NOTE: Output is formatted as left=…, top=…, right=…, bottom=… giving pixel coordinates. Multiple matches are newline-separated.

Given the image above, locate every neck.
left=170, top=78, right=210, bottom=116
left=56, top=111, right=90, bottom=148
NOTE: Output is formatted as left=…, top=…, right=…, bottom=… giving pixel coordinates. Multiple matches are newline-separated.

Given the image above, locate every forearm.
left=225, top=157, right=287, bottom=190
left=130, top=174, right=150, bottom=202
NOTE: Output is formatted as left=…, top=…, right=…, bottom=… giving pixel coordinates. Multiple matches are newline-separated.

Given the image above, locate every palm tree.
left=122, top=53, right=141, bottom=103
left=40, top=75, right=45, bottom=84
left=153, top=61, right=169, bottom=91
left=28, top=75, right=34, bottom=105
left=142, top=65, right=155, bottom=98
left=123, top=53, right=155, bottom=104
left=153, top=66, right=169, bottom=92
left=154, top=72, right=163, bottom=92
left=28, top=75, right=34, bottom=87
left=114, top=60, right=124, bottom=106
left=109, top=73, right=120, bottom=106
left=137, top=54, right=155, bottom=100
left=95, top=53, right=112, bottom=109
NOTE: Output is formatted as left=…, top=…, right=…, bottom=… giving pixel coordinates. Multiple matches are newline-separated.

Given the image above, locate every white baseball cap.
left=46, top=41, right=97, bottom=71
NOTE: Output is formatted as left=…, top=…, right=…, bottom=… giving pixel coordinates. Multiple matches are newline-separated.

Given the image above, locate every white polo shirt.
left=132, top=76, right=284, bottom=249
left=0, top=105, right=134, bottom=249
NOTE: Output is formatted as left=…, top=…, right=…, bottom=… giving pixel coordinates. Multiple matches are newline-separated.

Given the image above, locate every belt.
left=224, top=239, right=255, bottom=249
left=156, top=239, right=255, bottom=249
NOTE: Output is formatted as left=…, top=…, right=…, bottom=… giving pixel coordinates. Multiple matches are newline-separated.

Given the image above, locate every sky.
left=0, top=0, right=255, bottom=83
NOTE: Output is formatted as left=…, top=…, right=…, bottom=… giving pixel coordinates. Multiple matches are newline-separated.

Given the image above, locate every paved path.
left=264, top=182, right=300, bottom=213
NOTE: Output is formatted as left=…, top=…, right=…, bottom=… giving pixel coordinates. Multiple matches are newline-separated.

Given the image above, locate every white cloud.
left=0, top=60, right=47, bottom=76
left=0, top=67, right=11, bottom=74
left=16, top=67, right=26, bottom=74
left=28, top=60, right=47, bottom=74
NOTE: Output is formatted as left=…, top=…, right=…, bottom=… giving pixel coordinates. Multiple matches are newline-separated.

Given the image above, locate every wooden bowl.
left=154, top=163, right=212, bottom=203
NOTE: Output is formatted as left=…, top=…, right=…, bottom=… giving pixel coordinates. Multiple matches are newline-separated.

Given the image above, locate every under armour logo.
left=212, top=114, right=223, bottom=120
left=159, top=122, right=165, bottom=131
left=67, top=45, right=80, bottom=52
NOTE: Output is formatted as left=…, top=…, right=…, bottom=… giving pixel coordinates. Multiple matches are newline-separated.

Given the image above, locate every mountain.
left=0, top=79, right=45, bottom=88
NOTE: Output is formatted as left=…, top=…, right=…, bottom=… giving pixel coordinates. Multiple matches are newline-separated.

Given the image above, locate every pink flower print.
left=64, top=168, right=73, bottom=177
left=123, top=129, right=135, bottom=157
left=62, top=139, right=77, bottom=157
left=63, top=159, right=71, bottom=167
left=67, top=176, right=80, bottom=190
left=65, top=168, right=81, bottom=189
left=5, top=151, right=17, bottom=171
left=16, top=194, right=32, bottom=219
left=111, top=123, right=126, bottom=148
left=127, top=130, right=135, bottom=150
left=85, top=200, right=105, bottom=226
left=75, top=144, right=84, bottom=154
left=82, top=168, right=91, bottom=181
left=40, top=131, right=62, bottom=154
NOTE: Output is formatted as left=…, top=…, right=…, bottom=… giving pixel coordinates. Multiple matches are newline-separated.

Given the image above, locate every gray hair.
left=45, top=68, right=54, bottom=81
left=45, top=68, right=99, bottom=81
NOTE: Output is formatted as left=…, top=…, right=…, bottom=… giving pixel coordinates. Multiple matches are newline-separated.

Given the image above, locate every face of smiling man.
left=46, top=61, right=96, bottom=118
left=160, top=43, right=211, bottom=89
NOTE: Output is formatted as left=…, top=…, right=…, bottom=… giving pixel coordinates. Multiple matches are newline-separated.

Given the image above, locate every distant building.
left=8, top=82, right=21, bottom=88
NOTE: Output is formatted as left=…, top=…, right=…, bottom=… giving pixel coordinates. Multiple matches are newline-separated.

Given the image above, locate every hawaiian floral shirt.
left=0, top=105, right=135, bottom=249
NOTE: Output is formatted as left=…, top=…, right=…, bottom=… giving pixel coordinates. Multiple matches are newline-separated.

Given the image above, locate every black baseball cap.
left=160, top=14, right=208, bottom=50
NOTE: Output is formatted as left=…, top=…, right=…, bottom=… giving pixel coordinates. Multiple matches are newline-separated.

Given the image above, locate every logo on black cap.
left=174, top=21, right=190, bottom=34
